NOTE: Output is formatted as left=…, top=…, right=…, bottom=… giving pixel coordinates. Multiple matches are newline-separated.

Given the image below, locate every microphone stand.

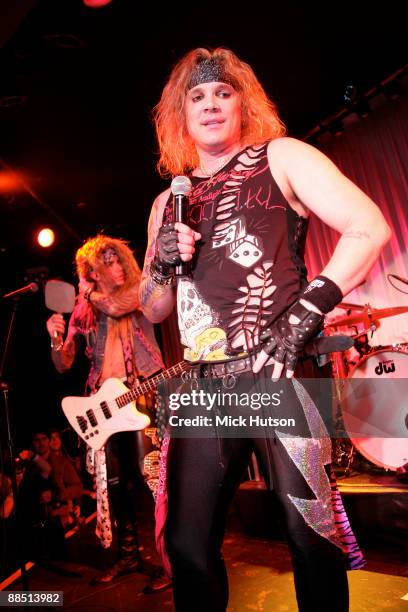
left=0, top=296, right=29, bottom=592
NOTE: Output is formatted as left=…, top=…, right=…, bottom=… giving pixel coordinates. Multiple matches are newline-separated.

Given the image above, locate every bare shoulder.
left=154, top=186, right=171, bottom=206
left=144, top=187, right=171, bottom=256
left=152, top=187, right=171, bottom=224
left=267, top=137, right=387, bottom=234
left=266, top=138, right=321, bottom=216
left=267, top=137, right=325, bottom=165
left=267, top=136, right=347, bottom=196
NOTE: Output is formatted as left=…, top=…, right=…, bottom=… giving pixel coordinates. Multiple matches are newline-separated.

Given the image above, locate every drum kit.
left=326, top=303, right=408, bottom=475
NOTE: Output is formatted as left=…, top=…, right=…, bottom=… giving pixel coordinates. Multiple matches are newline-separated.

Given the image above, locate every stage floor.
left=1, top=486, right=407, bottom=612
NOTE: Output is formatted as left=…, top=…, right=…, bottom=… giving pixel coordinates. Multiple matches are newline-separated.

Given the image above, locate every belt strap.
left=190, top=356, right=255, bottom=379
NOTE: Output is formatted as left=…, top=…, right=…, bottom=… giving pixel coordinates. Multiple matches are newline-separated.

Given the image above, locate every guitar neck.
left=116, top=362, right=188, bottom=407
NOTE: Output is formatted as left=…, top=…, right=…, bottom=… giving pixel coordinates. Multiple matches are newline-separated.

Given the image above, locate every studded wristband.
left=149, top=261, right=175, bottom=286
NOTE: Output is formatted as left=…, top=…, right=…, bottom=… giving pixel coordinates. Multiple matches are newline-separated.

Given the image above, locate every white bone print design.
left=228, top=261, right=276, bottom=350
left=211, top=146, right=265, bottom=268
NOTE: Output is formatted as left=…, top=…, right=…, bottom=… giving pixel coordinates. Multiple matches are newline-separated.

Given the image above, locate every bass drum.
left=342, top=347, right=408, bottom=471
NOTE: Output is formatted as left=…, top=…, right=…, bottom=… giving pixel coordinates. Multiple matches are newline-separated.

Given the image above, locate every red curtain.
left=160, top=308, right=184, bottom=367
left=306, top=95, right=408, bottom=347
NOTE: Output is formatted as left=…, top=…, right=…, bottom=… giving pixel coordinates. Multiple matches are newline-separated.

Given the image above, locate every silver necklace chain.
left=198, top=152, right=235, bottom=179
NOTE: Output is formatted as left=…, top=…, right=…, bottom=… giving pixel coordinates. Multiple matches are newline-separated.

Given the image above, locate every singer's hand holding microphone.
left=156, top=222, right=201, bottom=266
left=151, top=176, right=201, bottom=283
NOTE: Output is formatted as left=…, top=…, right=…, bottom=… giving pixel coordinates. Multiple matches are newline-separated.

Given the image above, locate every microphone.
left=389, top=273, right=408, bottom=285
left=171, top=175, right=192, bottom=277
left=2, top=282, right=39, bottom=299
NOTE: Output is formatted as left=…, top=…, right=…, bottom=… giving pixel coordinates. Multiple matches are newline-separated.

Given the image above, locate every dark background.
left=0, top=0, right=407, bottom=444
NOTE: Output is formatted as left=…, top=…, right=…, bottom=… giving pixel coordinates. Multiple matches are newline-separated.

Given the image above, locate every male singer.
left=139, top=47, right=390, bottom=611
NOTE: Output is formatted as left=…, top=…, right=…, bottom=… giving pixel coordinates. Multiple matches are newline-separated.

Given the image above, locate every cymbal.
left=326, top=306, right=408, bottom=327
left=336, top=301, right=366, bottom=311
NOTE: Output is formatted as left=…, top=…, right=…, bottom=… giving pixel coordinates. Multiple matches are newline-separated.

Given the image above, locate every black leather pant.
left=105, top=430, right=152, bottom=531
left=164, top=364, right=349, bottom=612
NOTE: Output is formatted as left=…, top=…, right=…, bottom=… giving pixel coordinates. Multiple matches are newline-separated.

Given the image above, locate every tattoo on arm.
left=139, top=275, right=170, bottom=305
left=342, top=230, right=371, bottom=240
left=139, top=195, right=175, bottom=319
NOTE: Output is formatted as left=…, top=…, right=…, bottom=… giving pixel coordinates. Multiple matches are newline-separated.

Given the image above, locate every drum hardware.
left=332, top=399, right=355, bottom=475
left=392, top=342, right=408, bottom=354
left=352, top=326, right=375, bottom=359
left=340, top=347, right=408, bottom=471
left=336, top=301, right=366, bottom=311
left=326, top=302, right=408, bottom=475
left=326, top=305, right=408, bottom=328
left=396, top=462, right=408, bottom=483
left=332, top=438, right=355, bottom=477
left=352, top=322, right=378, bottom=341
left=352, top=329, right=370, bottom=340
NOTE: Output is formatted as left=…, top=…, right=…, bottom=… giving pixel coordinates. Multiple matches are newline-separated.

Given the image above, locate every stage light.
left=0, top=172, right=21, bottom=192
left=83, top=0, right=112, bottom=7
left=37, top=228, right=55, bottom=248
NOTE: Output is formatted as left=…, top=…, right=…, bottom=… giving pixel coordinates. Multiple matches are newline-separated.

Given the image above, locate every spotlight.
left=0, top=171, right=21, bottom=192
left=83, top=0, right=112, bottom=7
left=37, top=228, right=55, bottom=248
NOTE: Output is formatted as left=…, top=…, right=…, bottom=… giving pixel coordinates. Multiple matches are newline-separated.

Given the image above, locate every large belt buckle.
left=187, top=365, right=199, bottom=390
left=181, top=369, right=191, bottom=383
left=190, top=376, right=199, bottom=391
left=222, top=372, right=236, bottom=389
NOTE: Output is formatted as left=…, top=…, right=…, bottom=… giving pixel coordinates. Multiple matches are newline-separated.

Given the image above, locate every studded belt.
left=189, top=356, right=256, bottom=379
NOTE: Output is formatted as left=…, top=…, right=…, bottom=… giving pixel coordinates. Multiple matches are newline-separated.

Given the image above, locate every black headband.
left=188, top=58, right=235, bottom=90
left=102, top=247, right=117, bottom=265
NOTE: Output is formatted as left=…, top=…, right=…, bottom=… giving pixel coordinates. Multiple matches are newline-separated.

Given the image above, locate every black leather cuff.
left=151, top=257, right=172, bottom=277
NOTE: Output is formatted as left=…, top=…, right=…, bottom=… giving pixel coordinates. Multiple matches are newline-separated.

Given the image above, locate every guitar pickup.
left=100, top=401, right=112, bottom=419
left=86, top=409, right=98, bottom=427
left=76, top=416, right=88, bottom=433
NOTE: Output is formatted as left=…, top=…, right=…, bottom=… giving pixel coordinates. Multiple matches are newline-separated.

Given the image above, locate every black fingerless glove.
left=258, top=275, right=342, bottom=373
left=150, top=223, right=181, bottom=285
left=155, top=223, right=182, bottom=270
left=260, top=302, right=324, bottom=372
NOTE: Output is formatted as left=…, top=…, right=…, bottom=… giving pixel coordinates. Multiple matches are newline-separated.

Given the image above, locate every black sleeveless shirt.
left=163, top=142, right=309, bottom=362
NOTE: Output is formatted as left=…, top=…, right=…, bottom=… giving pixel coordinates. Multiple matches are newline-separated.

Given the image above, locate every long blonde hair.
left=153, top=47, right=286, bottom=177
left=75, top=235, right=141, bottom=291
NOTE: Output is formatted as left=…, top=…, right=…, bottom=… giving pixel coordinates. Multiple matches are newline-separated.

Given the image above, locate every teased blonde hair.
left=153, top=47, right=286, bottom=177
left=75, top=235, right=141, bottom=291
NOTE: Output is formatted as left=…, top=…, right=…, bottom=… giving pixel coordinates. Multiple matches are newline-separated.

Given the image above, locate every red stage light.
left=83, top=0, right=112, bottom=7
left=0, top=172, right=21, bottom=192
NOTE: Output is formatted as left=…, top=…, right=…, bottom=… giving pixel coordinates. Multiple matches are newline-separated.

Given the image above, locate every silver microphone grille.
left=171, top=175, right=192, bottom=196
